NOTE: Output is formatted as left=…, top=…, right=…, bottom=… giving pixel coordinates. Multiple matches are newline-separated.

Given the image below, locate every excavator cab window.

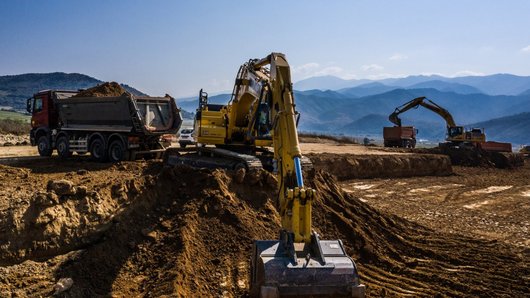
left=448, top=126, right=463, bottom=137
left=255, top=103, right=271, bottom=137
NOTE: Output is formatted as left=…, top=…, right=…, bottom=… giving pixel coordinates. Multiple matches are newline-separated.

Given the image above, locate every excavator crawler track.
left=165, top=146, right=263, bottom=171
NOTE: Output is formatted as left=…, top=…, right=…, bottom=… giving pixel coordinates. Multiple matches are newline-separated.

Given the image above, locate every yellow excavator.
left=167, top=53, right=365, bottom=297
left=388, top=96, right=486, bottom=145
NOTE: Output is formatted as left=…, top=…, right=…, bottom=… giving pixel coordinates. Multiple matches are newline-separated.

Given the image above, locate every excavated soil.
left=73, top=82, right=126, bottom=98
left=0, top=158, right=528, bottom=297
left=307, top=153, right=453, bottom=180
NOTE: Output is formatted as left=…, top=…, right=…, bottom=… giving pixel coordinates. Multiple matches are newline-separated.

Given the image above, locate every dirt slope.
left=0, top=158, right=528, bottom=297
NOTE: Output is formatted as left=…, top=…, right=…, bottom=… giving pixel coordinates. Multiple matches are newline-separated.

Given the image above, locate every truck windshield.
left=33, top=97, right=43, bottom=113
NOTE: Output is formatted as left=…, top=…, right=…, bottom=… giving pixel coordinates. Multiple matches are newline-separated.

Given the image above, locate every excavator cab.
left=448, top=126, right=464, bottom=138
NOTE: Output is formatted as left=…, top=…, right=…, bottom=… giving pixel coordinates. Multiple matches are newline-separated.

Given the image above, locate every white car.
left=178, top=129, right=195, bottom=148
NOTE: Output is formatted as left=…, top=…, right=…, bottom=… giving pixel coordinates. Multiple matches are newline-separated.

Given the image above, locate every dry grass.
left=298, top=132, right=358, bottom=144
left=0, top=119, right=30, bottom=136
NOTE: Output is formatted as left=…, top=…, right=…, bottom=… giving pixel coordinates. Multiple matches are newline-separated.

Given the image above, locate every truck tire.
left=90, top=138, right=108, bottom=162
left=108, top=139, right=126, bottom=162
left=56, top=136, right=72, bottom=159
left=37, top=135, right=53, bottom=157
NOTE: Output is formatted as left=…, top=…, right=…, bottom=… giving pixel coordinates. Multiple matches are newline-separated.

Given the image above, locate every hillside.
left=301, top=88, right=530, bottom=130
left=175, top=86, right=530, bottom=143
left=469, top=112, right=530, bottom=144
left=0, top=73, right=146, bottom=111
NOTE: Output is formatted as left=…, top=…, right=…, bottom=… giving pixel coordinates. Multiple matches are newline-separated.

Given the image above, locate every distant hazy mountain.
left=338, top=114, right=446, bottom=140
left=294, top=74, right=530, bottom=96
left=174, top=85, right=530, bottom=143
left=338, top=114, right=388, bottom=135
left=519, top=89, right=530, bottom=96
left=337, top=82, right=397, bottom=97
left=294, top=75, right=371, bottom=91
left=406, top=80, right=482, bottom=94
left=177, top=93, right=232, bottom=113
left=0, top=72, right=146, bottom=111
left=469, top=112, right=530, bottom=144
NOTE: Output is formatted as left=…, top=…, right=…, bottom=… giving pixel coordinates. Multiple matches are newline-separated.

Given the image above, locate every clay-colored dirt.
left=308, top=153, right=453, bottom=179
left=73, top=82, right=126, bottom=98
left=0, top=144, right=528, bottom=297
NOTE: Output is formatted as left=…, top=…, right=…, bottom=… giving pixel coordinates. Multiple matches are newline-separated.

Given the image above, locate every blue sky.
left=1, top=0, right=529, bottom=97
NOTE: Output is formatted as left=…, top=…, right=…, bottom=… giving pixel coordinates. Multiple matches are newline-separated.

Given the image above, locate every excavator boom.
left=388, top=96, right=484, bottom=143
left=249, top=53, right=364, bottom=297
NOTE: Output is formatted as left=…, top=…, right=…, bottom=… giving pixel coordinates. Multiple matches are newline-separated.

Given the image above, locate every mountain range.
left=294, top=73, right=530, bottom=96
left=0, top=73, right=146, bottom=112
left=178, top=74, right=530, bottom=144
left=1, top=72, right=529, bottom=144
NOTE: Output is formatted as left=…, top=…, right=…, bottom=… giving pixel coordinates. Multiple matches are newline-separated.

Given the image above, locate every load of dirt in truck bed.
left=73, top=82, right=127, bottom=97
left=0, top=159, right=528, bottom=297
left=307, top=152, right=453, bottom=180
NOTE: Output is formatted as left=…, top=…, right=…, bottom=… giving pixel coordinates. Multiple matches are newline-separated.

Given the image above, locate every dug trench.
left=0, top=159, right=528, bottom=297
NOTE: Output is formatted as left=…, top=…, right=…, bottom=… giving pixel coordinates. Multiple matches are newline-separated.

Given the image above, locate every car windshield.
left=181, top=129, right=193, bottom=134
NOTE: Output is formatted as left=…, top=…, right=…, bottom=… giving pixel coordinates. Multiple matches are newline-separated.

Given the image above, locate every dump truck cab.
left=27, top=90, right=78, bottom=150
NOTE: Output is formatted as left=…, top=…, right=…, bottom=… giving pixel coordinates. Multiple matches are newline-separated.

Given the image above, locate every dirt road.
left=0, top=143, right=400, bottom=160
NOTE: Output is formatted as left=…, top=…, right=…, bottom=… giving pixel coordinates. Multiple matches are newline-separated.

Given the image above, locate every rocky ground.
left=0, top=145, right=528, bottom=297
left=0, top=134, right=29, bottom=147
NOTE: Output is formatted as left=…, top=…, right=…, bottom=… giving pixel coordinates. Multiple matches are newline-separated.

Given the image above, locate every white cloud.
left=293, top=62, right=320, bottom=74
left=451, top=70, right=485, bottom=77
left=521, top=45, right=530, bottom=53
left=389, top=53, right=408, bottom=61
left=314, top=66, right=343, bottom=76
left=292, top=63, right=358, bottom=80
left=366, top=73, right=404, bottom=80
left=361, top=64, right=384, bottom=72
left=419, top=72, right=445, bottom=77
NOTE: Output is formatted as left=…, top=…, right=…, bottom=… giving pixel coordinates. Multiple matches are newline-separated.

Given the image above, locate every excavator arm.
left=389, top=96, right=484, bottom=143
left=249, top=53, right=364, bottom=297
left=389, top=96, right=457, bottom=128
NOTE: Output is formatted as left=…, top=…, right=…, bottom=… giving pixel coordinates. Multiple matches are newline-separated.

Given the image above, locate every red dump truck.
left=27, top=90, right=182, bottom=162
left=383, top=126, right=417, bottom=148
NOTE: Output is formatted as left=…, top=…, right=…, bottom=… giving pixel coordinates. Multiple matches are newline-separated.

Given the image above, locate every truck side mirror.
left=26, top=97, right=33, bottom=113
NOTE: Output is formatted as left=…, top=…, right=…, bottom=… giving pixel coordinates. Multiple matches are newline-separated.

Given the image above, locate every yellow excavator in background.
left=388, top=96, right=486, bottom=145
left=166, top=53, right=365, bottom=297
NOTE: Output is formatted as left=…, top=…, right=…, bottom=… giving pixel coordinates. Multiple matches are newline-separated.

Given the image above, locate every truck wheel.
left=37, top=135, right=53, bottom=157
left=90, top=138, right=107, bottom=162
left=108, top=140, right=126, bottom=162
left=180, top=143, right=187, bottom=148
left=56, top=136, right=72, bottom=159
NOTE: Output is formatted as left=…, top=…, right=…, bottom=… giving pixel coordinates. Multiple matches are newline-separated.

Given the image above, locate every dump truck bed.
left=57, top=94, right=181, bottom=135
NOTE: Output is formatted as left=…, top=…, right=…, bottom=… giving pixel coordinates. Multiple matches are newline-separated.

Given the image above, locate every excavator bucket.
left=250, top=233, right=365, bottom=297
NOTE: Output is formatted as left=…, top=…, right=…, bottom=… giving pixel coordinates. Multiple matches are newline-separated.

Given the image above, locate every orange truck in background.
left=383, top=126, right=417, bottom=148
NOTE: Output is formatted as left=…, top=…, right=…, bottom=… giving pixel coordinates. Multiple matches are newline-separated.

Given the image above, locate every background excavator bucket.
left=250, top=238, right=365, bottom=297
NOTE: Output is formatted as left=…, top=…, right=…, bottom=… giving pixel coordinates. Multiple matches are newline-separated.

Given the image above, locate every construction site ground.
left=0, top=142, right=528, bottom=297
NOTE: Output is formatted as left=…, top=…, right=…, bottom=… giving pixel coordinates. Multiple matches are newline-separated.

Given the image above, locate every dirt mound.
left=73, top=82, right=127, bottom=97
left=307, top=153, right=453, bottom=180
left=0, top=134, right=29, bottom=147
left=0, top=161, right=528, bottom=297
